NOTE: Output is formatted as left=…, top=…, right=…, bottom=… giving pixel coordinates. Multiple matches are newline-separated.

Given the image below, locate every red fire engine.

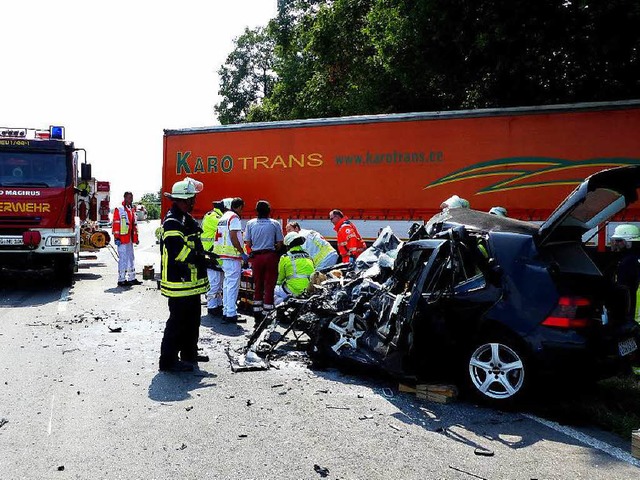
left=0, top=126, right=106, bottom=285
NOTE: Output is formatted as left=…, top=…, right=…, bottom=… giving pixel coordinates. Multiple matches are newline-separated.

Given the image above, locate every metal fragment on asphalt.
left=313, top=464, right=329, bottom=477
left=474, top=447, right=494, bottom=457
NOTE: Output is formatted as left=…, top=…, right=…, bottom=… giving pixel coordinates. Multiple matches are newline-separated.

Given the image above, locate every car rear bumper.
left=526, top=323, right=640, bottom=378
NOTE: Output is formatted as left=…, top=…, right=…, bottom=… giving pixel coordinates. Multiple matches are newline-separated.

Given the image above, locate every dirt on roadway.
left=0, top=220, right=638, bottom=479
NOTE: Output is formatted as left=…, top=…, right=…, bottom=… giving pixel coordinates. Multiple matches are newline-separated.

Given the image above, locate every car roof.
left=427, top=208, right=539, bottom=236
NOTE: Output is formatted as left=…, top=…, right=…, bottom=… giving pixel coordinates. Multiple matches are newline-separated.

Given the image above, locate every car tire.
left=465, top=335, right=530, bottom=405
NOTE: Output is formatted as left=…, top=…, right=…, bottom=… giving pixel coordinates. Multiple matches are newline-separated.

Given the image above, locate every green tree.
left=214, top=26, right=277, bottom=124
left=138, top=191, right=161, bottom=220
left=217, top=0, right=640, bottom=121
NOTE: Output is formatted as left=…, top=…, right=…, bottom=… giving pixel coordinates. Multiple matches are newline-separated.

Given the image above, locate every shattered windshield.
left=0, top=152, right=69, bottom=188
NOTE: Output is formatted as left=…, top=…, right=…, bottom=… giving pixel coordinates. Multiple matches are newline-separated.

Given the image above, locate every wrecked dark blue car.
left=249, top=167, right=640, bottom=405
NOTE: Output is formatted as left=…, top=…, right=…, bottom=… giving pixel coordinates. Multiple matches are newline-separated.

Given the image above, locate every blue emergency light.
left=49, top=126, right=65, bottom=140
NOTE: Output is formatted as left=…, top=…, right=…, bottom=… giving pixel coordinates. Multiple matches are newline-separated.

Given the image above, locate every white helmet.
left=284, top=231, right=303, bottom=247
left=440, top=195, right=470, bottom=210
left=611, top=224, right=640, bottom=241
left=489, top=206, right=508, bottom=217
left=164, top=177, right=203, bottom=199
left=222, top=197, right=234, bottom=210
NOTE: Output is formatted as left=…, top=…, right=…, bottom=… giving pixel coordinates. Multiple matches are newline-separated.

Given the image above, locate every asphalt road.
left=0, top=220, right=638, bottom=479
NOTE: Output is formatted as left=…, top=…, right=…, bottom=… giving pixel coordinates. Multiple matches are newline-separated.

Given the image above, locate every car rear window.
left=567, top=189, right=626, bottom=229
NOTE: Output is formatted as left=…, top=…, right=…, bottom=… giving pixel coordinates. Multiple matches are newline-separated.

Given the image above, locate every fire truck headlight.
left=49, top=236, right=76, bottom=246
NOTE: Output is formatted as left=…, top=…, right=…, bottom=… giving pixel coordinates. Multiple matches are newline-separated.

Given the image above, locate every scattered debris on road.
left=449, top=464, right=487, bottom=480
left=474, top=447, right=495, bottom=457
left=313, top=464, right=330, bottom=477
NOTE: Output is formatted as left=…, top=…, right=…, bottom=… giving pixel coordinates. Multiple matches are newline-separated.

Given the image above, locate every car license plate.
left=618, top=337, right=638, bottom=357
left=0, top=237, right=22, bottom=246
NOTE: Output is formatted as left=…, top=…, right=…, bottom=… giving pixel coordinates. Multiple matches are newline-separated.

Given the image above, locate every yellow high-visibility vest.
left=201, top=208, right=223, bottom=251
left=214, top=211, right=243, bottom=259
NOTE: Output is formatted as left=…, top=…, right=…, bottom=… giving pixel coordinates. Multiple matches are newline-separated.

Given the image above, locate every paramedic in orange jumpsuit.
left=329, top=209, right=367, bottom=264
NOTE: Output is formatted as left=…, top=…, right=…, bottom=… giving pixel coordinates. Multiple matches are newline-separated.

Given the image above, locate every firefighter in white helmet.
left=158, top=177, right=210, bottom=372
left=274, top=232, right=315, bottom=305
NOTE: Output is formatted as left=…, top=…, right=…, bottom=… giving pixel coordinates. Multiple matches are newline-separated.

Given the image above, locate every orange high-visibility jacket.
left=112, top=203, right=139, bottom=244
left=334, top=216, right=366, bottom=263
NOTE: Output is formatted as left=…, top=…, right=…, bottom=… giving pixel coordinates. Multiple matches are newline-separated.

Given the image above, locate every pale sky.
left=0, top=0, right=277, bottom=202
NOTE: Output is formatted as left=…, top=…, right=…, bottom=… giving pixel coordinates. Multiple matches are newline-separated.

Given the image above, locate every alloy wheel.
left=328, top=313, right=365, bottom=353
left=469, top=342, right=525, bottom=400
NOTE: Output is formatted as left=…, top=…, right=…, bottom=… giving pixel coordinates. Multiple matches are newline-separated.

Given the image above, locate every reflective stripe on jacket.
left=334, top=217, right=366, bottom=263
left=277, top=246, right=314, bottom=296
left=112, top=203, right=138, bottom=244
left=160, top=205, right=209, bottom=297
left=214, top=211, right=243, bottom=259
left=201, top=208, right=223, bottom=251
left=299, top=229, right=335, bottom=267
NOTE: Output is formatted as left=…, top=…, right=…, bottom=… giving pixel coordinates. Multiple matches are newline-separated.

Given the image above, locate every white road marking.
left=47, top=394, right=55, bottom=435
left=523, top=413, right=640, bottom=468
left=58, top=287, right=70, bottom=312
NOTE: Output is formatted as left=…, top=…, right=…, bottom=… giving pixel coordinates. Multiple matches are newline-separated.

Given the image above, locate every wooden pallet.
left=415, top=384, right=458, bottom=404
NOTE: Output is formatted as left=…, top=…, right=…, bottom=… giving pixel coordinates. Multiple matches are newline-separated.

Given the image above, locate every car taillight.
left=22, top=231, right=42, bottom=248
left=542, top=296, right=592, bottom=329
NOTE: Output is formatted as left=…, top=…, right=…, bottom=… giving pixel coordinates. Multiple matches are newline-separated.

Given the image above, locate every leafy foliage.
left=138, top=191, right=161, bottom=220
left=215, top=26, right=277, bottom=124
left=216, top=0, right=640, bottom=122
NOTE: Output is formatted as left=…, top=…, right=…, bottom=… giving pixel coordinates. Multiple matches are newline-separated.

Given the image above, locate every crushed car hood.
left=538, top=165, right=640, bottom=246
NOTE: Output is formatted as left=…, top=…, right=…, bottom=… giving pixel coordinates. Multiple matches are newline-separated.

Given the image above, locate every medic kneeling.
left=274, top=232, right=315, bottom=306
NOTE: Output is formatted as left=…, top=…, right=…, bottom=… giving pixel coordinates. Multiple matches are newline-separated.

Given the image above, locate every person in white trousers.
left=202, top=199, right=229, bottom=315
left=112, top=191, right=141, bottom=287
left=214, top=197, right=248, bottom=323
